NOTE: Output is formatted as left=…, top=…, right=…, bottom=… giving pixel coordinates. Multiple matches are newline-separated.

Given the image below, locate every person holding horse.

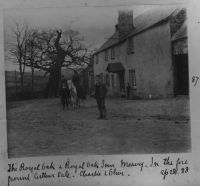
left=60, top=75, right=70, bottom=110
left=76, top=83, right=86, bottom=107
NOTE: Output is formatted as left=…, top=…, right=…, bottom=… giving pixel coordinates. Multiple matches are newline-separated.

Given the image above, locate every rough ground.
left=6, top=96, right=191, bottom=158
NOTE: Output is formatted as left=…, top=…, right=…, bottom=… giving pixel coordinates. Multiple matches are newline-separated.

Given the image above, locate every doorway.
left=173, top=54, right=189, bottom=95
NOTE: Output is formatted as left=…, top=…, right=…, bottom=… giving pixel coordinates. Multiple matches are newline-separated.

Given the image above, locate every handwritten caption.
left=7, top=157, right=189, bottom=185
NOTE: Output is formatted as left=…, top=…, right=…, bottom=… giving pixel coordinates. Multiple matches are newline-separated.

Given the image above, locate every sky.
left=3, top=2, right=183, bottom=71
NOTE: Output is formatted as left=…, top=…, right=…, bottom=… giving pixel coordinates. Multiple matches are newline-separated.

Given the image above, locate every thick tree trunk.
left=44, top=31, right=66, bottom=98
left=45, top=66, right=60, bottom=97
left=20, top=73, right=24, bottom=93
left=15, top=70, right=18, bottom=100
left=44, top=54, right=65, bottom=98
left=31, top=68, right=34, bottom=98
left=19, top=58, right=24, bottom=94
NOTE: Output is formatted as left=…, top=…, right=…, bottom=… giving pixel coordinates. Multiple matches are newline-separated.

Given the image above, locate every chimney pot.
left=117, top=10, right=134, bottom=38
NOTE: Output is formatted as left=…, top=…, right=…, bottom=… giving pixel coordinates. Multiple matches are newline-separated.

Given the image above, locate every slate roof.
left=172, top=20, right=187, bottom=41
left=95, top=7, right=183, bottom=55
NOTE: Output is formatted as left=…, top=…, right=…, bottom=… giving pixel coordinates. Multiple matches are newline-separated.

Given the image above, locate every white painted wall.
left=94, top=22, right=174, bottom=98
left=126, top=22, right=174, bottom=98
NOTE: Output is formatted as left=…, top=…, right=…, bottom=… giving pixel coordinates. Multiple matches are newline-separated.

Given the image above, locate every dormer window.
left=129, top=69, right=136, bottom=88
left=105, top=50, right=108, bottom=61
left=111, top=47, right=115, bottom=59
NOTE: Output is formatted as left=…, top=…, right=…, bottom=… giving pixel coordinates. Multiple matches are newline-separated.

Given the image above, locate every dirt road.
left=7, top=96, right=190, bottom=158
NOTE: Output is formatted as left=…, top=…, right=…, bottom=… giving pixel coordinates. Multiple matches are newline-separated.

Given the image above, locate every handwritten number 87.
left=192, top=76, right=199, bottom=86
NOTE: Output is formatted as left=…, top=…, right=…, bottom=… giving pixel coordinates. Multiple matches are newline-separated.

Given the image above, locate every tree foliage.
left=8, top=22, right=91, bottom=97
left=23, top=29, right=90, bottom=74
left=8, top=22, right=29, bottom=92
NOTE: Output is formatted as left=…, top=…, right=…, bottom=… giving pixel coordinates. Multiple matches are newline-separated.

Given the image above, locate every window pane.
left=111, top=47, right=115, bottom=59
left=129, top=69, right=136, bottom=87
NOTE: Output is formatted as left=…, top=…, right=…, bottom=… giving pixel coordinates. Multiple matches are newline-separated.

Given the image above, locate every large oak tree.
left=32, top=29, right=89, bottom=97
left=9, top=25, right=90, bottom=98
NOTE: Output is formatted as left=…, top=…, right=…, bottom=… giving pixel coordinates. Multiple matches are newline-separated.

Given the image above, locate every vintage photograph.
left=4, top=4, right=190, bottom=158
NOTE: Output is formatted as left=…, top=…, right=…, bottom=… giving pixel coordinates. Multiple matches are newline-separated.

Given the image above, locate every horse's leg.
left=73, top=97, right=75, bottom=107
left=76, top=98, right=78, bottom=107
left=66, top=95, right=69, bottom=109
left=78, top=98, right=80, bottom=107
left=75, top=97, right=77, bottom=108
left=61, top=96, right=65, bottom=110
left=69, top=95, right=72, bottom=107
left=76, top=97, right=78, bottom=108
left=81, top=99, right=83, bottom=107
left=71, top=97, right=74, bottom=108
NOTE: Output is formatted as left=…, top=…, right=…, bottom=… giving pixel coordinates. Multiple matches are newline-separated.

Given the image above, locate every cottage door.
left=119, top=71, right=125, bottom=93
left=174, top=54, right=189, bottom=95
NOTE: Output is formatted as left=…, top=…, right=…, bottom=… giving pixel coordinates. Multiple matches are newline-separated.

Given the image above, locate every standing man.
left=60, top=75, right=69, bottom=110
left=126, top=83, right=131, bottom=99
left=95, top=75, right=107, bottom=119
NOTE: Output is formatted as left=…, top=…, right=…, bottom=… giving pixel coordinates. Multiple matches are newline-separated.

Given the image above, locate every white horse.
left=67, top=80, right=78, bottom=107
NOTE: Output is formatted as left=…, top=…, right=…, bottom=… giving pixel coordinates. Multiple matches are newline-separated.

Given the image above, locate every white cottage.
left=93, top=7, right=188, bottom=98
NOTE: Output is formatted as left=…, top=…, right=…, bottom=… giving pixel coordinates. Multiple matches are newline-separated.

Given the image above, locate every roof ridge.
left=94, top=7, right=183, bottom=55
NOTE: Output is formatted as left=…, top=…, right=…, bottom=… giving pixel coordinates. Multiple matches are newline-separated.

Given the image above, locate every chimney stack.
left=117, top=10, right=134, bottom=38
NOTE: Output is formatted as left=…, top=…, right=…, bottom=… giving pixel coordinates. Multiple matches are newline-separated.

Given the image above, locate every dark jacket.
left=60, top=80, right=70, bottom=96
left=95, top=83, right=107, bottom=99
left=76, top=84, right=86, bottom=99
